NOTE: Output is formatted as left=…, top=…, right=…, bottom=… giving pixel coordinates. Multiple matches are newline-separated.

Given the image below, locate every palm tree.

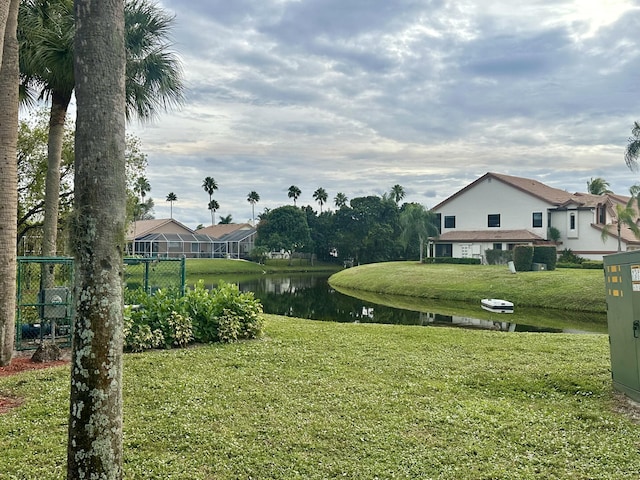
left=0, top=0, right=20, bottom=366
left=390, top=184, right=406, bottom=204
left=587, top=177, right=613, bottom=195
left=67, top=0, right=126, bottom=475
left=625, top=121, right=640, bottom=171
left=134, top=176, right=151, bottom=203
left=208, top=199, right=219, bottom=224
left=219, top=214, right=233, bottom=224
left=19, top=0, right=184, bottom=257
left=334, top=192, right=348, bottom=208
left=288, top=185, right=301, bottom=206
left=601, top=192, right=640, bottom=252
left=166, top=192, right=177, bottom=218
left=247, top=190, right=260, bottom=225
left=399, top=203, right=439, bottom=262
left=313, top=187, right=328, bottom=213
left=202, top=176, right=218, bottom=224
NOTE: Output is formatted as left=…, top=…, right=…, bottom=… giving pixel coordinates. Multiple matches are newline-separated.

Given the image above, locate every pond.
left=198, top=273, right=607, bottom=334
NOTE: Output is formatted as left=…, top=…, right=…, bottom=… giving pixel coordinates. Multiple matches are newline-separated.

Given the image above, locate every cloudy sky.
left=129, top=0, right=640, bottom=229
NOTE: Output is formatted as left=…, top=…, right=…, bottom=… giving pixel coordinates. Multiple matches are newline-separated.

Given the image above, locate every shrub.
left=582, top=261, right=604, bottom=270
left=485, top=249, right=512, bottom=265
left=533, top=246, right=557, bottom=271
left=513, top=245, right=534, bottom=272
left=556, top=262, right=583, bottom=269
left=123, top=281, right=264, bottom=351
left=558, top=249, right=584, bottom=264
left=424, top=257, right=481, bottom=265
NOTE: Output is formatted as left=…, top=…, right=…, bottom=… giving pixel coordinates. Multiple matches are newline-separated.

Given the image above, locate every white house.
left=431, top=172, right=640, bottom=261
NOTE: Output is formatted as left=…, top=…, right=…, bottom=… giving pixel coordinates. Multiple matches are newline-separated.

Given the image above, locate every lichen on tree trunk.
left=67, top=1, right=127, bottom=479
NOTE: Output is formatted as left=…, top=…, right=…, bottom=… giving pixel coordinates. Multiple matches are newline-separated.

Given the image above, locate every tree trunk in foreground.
left=0, top=0, right=19, bottom=367
left=67, top=1, right=126, bottom=479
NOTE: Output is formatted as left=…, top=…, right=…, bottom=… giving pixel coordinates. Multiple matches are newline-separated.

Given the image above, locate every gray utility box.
left=603, top=251, right=640, bottom=402
left=532, top=263, right=547, bottom=271
left=41, top=287, right=70, bottom=320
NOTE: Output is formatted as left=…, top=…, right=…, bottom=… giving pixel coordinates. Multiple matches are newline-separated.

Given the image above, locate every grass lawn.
left=186, top=258, right=341, bottom=276
left=329, top=262, right=606, bottom=313
left=2, top=315, right=639, bottom=479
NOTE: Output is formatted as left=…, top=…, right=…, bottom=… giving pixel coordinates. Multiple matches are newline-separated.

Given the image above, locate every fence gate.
left=15, top=256, right=186, bottom=350
left=16, top=257, right=74, bottom=351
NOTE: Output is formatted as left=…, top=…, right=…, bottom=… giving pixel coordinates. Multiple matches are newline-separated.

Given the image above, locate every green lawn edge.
left=329, top=262, right=606, bottom=313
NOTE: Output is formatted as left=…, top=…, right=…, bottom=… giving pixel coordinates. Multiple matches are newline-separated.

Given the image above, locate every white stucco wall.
left=435, top=176, right=551, bottom=237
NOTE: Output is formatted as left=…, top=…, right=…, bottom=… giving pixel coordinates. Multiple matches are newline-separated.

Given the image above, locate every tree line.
left=255, top=187, right=439, bottom=265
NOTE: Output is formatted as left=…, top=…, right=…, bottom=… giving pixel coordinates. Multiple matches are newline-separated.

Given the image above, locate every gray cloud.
left=130, top=0, right=640, bottom=229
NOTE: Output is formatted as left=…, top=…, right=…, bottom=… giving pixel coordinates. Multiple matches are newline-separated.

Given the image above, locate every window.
left=598, top=206, right=606, bottom=224
left=444, top=215, right=456, bottom=228
left=570, top=213, right=576, bottom=230
left=435, top=213, right=442, bottom=233
left=493, top=243, right=503, bottom=250
left=435, top=243, right=452, bottom=257
left=532, top=212, right=543, bottom=228
left=487, top=214, right=500, bottom=228
left=191, top=242, right=200, bottom=253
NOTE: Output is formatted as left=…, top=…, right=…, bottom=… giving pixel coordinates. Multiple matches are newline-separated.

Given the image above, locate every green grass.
left=186, top=258, right=341, bottom=276
left=329, top=262, right=606, bottom=313
left=1, top=316, right=639, bottom=479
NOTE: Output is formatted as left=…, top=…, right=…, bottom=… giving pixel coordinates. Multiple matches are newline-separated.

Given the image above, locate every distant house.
left=431, top=172, right=640, bottom=261
left=127, top=220, right=256, bottom=259
left=196, top=223, right=256, bottom=259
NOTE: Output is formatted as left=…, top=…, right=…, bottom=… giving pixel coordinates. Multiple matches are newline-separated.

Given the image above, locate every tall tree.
left=208, top=199, right=219, bottom=223
left=399, top=203, right=439, bottom=263
left=166, top=191, right=177, bottom=219
left=390, top=184, right=405, bottom=204
left=133, top=176, right=151, bottom=220
left=587, top=177, right=613, bottom=195
left=67, top=0, right=126, bottom=477
left=600, top=192, right=640, bottom=252
left=19, top=0, right=183, bottom=256
left=334, top=192, right=348, bottom=208
left=247, top=190, right=260, bottom=225
left=288, top=185, right=301, bottom=206
left=202, top=176, right=218, bottom=224
left=0, top=0, right=19, bottom=366
left=313, top=187, right=328, bottom=213
left=625, top=121, right=640, bottom=171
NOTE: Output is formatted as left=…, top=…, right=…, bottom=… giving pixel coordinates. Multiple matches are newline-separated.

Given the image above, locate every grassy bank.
left=1, top=316, right=637, bottom=479
left=329, top=262, right=606, bottom=313
left=186, top=258, right=341, bottom=276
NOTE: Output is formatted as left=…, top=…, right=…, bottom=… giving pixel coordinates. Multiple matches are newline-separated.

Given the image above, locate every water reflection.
left=201, top=273, right=606, bottom=334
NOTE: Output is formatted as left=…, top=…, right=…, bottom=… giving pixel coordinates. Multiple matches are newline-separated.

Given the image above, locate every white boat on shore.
left=481, top=298, right=514, bottom=314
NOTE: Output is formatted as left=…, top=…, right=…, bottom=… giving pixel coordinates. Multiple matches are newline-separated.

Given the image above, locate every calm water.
left=203, top=273, right=607, bottom=334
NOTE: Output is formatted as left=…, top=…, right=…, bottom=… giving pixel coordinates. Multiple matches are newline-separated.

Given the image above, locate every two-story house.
left=431, top=172, right=640, bottom=261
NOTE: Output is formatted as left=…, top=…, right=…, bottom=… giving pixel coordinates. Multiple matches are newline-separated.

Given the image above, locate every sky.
left=128, top=0, right=640, bottom=230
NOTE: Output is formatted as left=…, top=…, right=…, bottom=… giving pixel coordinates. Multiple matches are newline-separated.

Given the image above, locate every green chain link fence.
left=15, top=256, right=186, bottom=351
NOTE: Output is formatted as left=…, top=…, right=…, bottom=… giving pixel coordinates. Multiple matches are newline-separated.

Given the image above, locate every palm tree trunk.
left=0, top=0, right=19, bottom=366
left=42, top=93, right=72, bottom=259
left=67, top=1, right=126, bottom=478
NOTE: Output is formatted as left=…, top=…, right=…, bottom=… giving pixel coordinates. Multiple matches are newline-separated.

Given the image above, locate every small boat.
left=481, top=298, right=514, bottom=314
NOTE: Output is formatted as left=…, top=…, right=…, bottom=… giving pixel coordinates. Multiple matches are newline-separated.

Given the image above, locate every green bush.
left=556, top=262, right=583, bottom=269
left=513, top=245, right=534, bottom=272
left=582, top=261, right=604, bottom=270
left=558, top=249, right=584, bottom=264
left=424, top=257, right=481, bottom=265
left=123, top=281, right=264, bottom=351
left=533, top=246, right=557, bottom=271
left=485, top=249, right=512, bottom=265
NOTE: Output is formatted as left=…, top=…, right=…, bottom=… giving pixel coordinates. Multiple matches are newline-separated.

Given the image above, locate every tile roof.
left=196, top=223, right=253, bottom=239
left=437, top=229, right=545, bottom=242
